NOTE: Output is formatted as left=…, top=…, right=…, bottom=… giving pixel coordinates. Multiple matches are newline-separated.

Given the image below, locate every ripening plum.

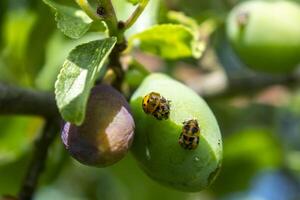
left=62, top=84, right=135, bottom=167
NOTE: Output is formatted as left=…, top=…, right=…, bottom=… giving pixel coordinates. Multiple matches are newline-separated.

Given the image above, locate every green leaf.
left=212, top=128, right=282, bottom=195
left=43, top=0, right=93, bottom=39
left=0, top=9, right=37, bottom=86
left=55, top=37, right=117, bottom=125
left=113, top=0, right=160, bottom=36
left=35, top=31, right=106, bottom=91
left=128, top=24, right=205, bottom=59
left=0, top=116, right=43, bottom=165
left=166, top=11, right=199, bottom=32
left=127, top=0, right=141, bottom=5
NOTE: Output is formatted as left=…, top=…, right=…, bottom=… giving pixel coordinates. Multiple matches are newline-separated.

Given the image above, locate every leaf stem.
left=124, top=0, right=149, bottom=30
left=75, top=0, right=100, bottom=21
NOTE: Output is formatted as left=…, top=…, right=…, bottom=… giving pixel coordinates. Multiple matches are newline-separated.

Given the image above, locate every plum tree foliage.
left=1, top=0, right=300, bottom=199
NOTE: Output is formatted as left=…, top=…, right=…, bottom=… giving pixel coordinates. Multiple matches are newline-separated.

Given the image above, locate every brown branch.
left=18, top=119, right=60, bottom=200
left=0, top=83, right=59, bottom=118
left=95, top=0, right=127, bottom=91
left=192, top=70, right=300, bottom=100
left=109, top=44, right=127, bottom=91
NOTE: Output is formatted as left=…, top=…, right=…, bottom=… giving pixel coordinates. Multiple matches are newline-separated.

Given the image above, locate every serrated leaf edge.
left=43, top=0, right=92, bottom=39
left=54, top=37, right=117, bottom=125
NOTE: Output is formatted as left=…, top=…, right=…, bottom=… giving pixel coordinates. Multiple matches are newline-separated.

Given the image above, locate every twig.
left=18, top=119, right=60, bottom=200
left=199, top=71, right=300, bottom=100
left=109, top=48, right=125, bottom=91
left=95, top=0, right=129, bottom=90
left=96, top=0, right=120, bottom=40
left=0, top=83, right=59, bottom=118
left=75, top=0, right=101, bottom=21
left=124, top=0, right=149, bottom=30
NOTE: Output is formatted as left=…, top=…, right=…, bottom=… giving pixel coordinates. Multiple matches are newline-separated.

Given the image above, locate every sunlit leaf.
left=55, top=37, right=117, bottom=125
left=166, top=11, right=199, bottom=31
left=128, top=24, right=205, bottom=59
left=127, top=0, right=141, bottom=5
left=35, top=31, right=106, bottom=90
left=43, top=0, right=93, bottom=39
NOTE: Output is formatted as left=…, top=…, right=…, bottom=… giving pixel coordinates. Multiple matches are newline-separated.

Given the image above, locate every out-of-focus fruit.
left=226, top=0, right=300, bottom=73
left=130, top=73, right=222, bottom=192
left=62, top=84, right=135, bottom=167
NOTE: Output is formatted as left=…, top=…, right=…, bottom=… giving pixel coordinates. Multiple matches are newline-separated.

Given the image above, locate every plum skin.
left=62, top=84, right=135, bottom=167
left=130, top=74, right=222, bottom=192
left=226, top=0, right=300, bottom=73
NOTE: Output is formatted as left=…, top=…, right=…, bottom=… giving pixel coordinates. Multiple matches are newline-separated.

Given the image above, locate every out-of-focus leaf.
left=40, top=137, right=68, bottom=185
left=211, top=128, right=282, bottom=196
left=128, top=24, right=205, bottom=59
left=126, top=0, right=141, bottom=5
left=113, top=0, right=160, bottom=35
left=36, top=186, right=86, bottom=200
left=0, top=116, right=43, bottom=164
left=35, top=31, right=106, bottom=90
left=176, top=0, right=227, bottom=21
left=24, top=3, right=56, bottom=81
left=43, top=0, right=93, bottom=39
left=55, top=37, right=117, bottom=125
left=2, top=11, right=36, bottom=58
left=125, top=59, right=149, bottom=90
left=111, top=155, right=191, bottom=200
left=0, top=154, right=30, bottom=194
left=36, top=160, right=126, bottom=200
left=0, top=10, right=37, bottom=86
left=0, top=116, right=43, bottom=194
left=0, top=0, right=8, bottom=48
left=166, top=11, right=199, bottom=31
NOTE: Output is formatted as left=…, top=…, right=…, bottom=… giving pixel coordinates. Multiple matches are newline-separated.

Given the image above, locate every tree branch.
left=95, top=0, right=128, bottom=90
left=109, top=48, right=125, bottom=91
left=97, top=0, right=120, bottom=40
left=124, top=0, right=149, bottom=30
left=75, top=0, right=101, bottom=21
left=0, top=83, right=59, bottom=118
left=18, top=119, right=60, bottom=200
left=198, top=71, right=300, bottom=100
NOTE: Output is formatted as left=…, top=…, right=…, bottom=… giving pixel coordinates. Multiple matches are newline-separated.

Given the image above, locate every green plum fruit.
left=130, top=73, right=222, bottom=192
left=226, top=0, right=300, bottom=73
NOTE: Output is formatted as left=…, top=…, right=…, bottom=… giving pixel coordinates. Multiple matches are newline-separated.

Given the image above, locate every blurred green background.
left=0, top=0, right=300, bottom=199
